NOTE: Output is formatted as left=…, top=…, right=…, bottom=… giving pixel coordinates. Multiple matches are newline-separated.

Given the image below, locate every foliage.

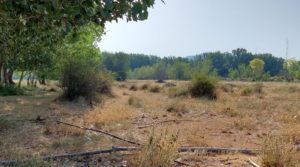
left=189, top=74, right=218, bottom=99
left=60, top=59, right=112, bottom=103
left=102, top=52, right=130, bottom=81
left=166, top=61, right=191, bottom=80
left=0, top=85, right=25, bottom=96
left=250, top=58, right=265, bottom=80
left=284, top=59, right=300, bottom=80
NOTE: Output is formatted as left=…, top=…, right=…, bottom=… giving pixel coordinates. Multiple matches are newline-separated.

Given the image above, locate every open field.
left=0, top=80, right=300, bottom=166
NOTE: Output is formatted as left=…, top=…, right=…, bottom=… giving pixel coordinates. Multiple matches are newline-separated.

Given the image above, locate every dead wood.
left=137, top=119, right=198, bottom=129
left=247, top=158, right=261, bottom=167
left=56, top=120, right=141, bottom=145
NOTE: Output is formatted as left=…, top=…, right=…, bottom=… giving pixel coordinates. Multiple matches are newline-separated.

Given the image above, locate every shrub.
left=149, top=85, right=161, bottom=93
left=0, top=85, right=25, bottom=96
left=128, top=96, right=142, bottom=108
left=253, top=82, right=263, bottom=93
left=129, top=85, right=138, bottom=91
left=140, top=83, right=149, bottom=90
left=168, top=87, right=189, bottom=98
left=261, top=135, right=298, bottom=167
left=189, top=74, right=218, bottom=99
left=241, top=87, right=253, bottom=96
left=167, top=102, right=188, bottom=116
left=131, top=130, right=178, bottom=167
left=60, top=59, right=112, bottom=103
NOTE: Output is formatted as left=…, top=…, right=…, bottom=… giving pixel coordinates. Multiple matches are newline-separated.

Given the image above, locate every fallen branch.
left=0, top=146, right=137, bottom=166
left=137, top=119, right=198, bottom=129
left=174, top=158, right=191, bottom=166
left=56, top=120, right=140, bottom=145
left=247, top=158, right=261, bottom=167
left=178, top=146, right=259, bottom=155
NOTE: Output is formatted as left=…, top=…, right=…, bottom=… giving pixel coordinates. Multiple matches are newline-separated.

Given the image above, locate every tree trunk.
left=27, top=72, right=31, bottom=86
left=39, top=76, right=46, bottom=85
left=18, top=71, right=25, bottom=87
left=7, top=70, right=15, bottom=85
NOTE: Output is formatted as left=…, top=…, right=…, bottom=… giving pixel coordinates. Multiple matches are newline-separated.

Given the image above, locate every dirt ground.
left=0, top=80, right=300, bottom=166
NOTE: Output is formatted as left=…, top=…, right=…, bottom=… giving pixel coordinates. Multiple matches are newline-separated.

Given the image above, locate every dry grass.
left=149, top=85, right=161, bottom=93
left=166, top=101, right=189, bottom=116
left=130, top=129, right=178, bottom=167
left=84, top=104, right=135, bottom=127
left=128, top=95, right=142, bottom=108
left=261, top=135, right=298, bottom=167
left=233, top=116, right=256, bottom=130
left=44, top=121, right=85, bottom=137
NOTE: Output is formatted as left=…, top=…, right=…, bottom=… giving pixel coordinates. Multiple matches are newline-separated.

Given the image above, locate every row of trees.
left=101, top=48, right=297, bottom=81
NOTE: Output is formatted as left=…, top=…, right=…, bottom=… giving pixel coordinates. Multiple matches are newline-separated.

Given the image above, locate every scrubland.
left=0, top=80, right=300, bottom=166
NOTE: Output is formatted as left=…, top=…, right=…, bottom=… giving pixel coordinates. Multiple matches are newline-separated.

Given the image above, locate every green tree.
left=166, top=61, right=191, bottom=80
left=250, top=58, right=265, bottom=80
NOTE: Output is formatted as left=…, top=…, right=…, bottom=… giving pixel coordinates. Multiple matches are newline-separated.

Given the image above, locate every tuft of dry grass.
left=261, top=135, right=298, bottom=167
left=241, top=87, right=253, bottom=96
left=140, top=83, right=150, bottom=90
left=130, top=129, right=178, bottom=167
left=129, top=85, right=138, bottom=91
left=254, top=82, right=263, bottom=94
left=149, top=85, right=161, bottom=93
left=128, top=95, right=142, bottom=108
left=45, top=121, right=85, bottom=137
left=166, top=101, right=188, bottom=117
left=233, top=116, right=256, bottom=130
left=167, top=87, right=189, bottom=98
left=84, top=105, right=135, bottom=127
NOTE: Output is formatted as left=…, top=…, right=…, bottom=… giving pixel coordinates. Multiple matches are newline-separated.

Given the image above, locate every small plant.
left=189, top=74, right=218, bottom=99
left=129, top=84, right=138, bottom=91
left=149, top=85, right=161, bottom=93
left=167, top=102, right=188, bottom=116
left=128, top=96, right=142, bottom=108
left=241, top=87, right=253, bottom=96
left=140, top=83, right=149, bottom=90
left=0, top=116, right=16, bottom=131
left=261, top=135, right=298, bottom=167
left=253, top=82, right=263, bottom=93
left=168, top=87, right=189, bottom=98
left=131, top=130, right=178, bottom=167
left=0, top=85, right=25, bottom=96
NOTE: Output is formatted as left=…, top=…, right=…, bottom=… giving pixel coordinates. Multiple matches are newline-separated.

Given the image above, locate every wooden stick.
left=247, top=158, right=261, bottom=167
left=56, top=120, right=140, bottom=145
left=137, top=119, right=197, bottom=129
left=178, top=146, right=259, bottom=155
left=0, top=146, right=138, bottom=166
left=174, top=158, right=191, bottom=166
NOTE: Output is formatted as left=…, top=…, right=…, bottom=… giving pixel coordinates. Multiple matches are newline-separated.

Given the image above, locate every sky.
left=98, top=0, right=300, bottom=59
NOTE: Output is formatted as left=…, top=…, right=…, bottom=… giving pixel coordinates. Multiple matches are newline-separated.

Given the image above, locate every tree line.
left=101, top=48, right=300, bottom=81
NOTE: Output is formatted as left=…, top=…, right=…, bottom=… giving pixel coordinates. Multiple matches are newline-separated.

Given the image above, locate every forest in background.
left=102, top=48, right=300, bottom=81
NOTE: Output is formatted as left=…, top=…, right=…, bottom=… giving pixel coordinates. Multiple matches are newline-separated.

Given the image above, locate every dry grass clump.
left=220, top=107, right=239, bottom=117
left=166, top=101, right=188, bottom=116
left=219, top=84, right=234, bottom=93
left=233, top=116, right=256, bottom=130
left=254, top=82, right=263, bottom=94
left=168, top=87, right=189, bottom=98
left=0, top=116, right=16, bottom=131
left=241, top=87, right=253, bottom=96
left=85, top=105, right=135, bottom=127
left=140, top=83, right=149, bottom=90
left=118, top=83, right=128, bottom=88
left=261, top=135, right=298, bottom=167
left=128, top=96, right=142, bottom=108
left=164, top=82, right=176, bottom=88
left=131, top=130, right=178, bottom=167
left=149, top=85, right=161, bottom=93
left=182, top=123, right=208, bottom=146
left=129, top=85, right=138, bottom=91
left=44, top=122, right=85, bottom=137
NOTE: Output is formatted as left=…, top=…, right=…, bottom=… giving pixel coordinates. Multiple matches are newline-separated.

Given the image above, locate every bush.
left=167, top=102, right=188, bottom=116
left=60, top=59, right=112, bottom=103
left=241, top=87, right=253, bottom=96
left=131, top=130, right=178, bottom=167
left=189, top=74, right=218, bottom=99
left=129, top=85, right=138, bottom=91
left=0, top=85, right=25, bottom=96
left=149, top=85, right=161, bottom=93
left=253, top=82, right=263, bottom=93
left=128, top=96, right=142, bottom=108
left=262, top=135, right=298, bottom=167
left=140, top=84, right=149, bottom=90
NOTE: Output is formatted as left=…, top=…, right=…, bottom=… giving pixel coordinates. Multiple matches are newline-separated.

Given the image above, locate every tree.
left=102, top=52, right=130, bottom=81
left=250, top=58, right=265, bottom=80
left=283, top=59, right=300, bottom=80
left=166, top=61, right=191, bottom=80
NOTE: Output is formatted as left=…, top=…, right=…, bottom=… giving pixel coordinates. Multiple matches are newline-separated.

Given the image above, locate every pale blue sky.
left=99, top=0, right=300, bottom=59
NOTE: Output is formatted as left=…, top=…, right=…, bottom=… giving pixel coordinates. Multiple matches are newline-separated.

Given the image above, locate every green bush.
left=60, top=59, right=112, bottom=103
left=0, top=85, right=25, bottom=96
left=189, top=74, right=218, bottom=99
